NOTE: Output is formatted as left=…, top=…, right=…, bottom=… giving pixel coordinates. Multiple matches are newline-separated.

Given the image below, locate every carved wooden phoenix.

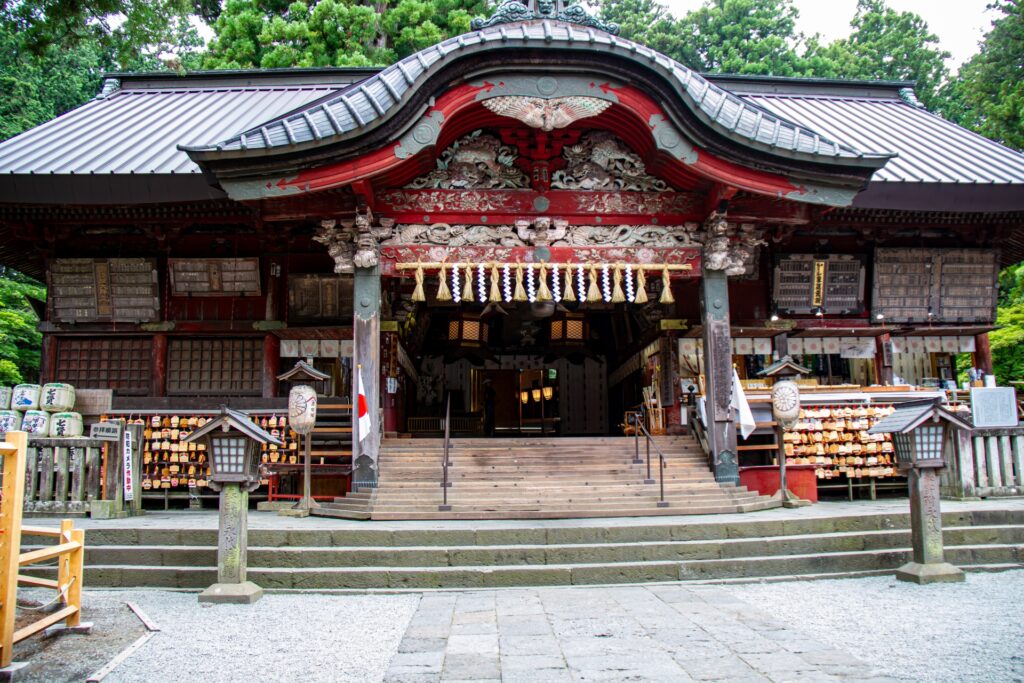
left=483, top=96, right=612, bottom=131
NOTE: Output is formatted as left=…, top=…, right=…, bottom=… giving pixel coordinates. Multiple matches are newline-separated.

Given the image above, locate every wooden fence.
left=944, top=425, right=1024, bottom=499
left=0, top=432, right=86, bottom=668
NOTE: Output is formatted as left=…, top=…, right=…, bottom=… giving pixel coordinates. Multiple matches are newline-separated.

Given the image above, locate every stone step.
left=39, top=542, right=1024, bottom=589
left=368, top=485, right=743, bottom=498
left=70, top=526, right=1024, bottom=569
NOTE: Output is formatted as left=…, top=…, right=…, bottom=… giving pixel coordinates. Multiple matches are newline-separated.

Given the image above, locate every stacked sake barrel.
left=0, top=383, right=82, bottom=437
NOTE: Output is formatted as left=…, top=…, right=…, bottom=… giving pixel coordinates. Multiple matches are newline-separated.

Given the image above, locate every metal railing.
left=439, top=394, right=452, bottom=512
left=626, top=410, right=669, bottom=508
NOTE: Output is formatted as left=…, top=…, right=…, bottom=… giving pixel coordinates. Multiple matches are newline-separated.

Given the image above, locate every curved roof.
left=184, top=20, right=893, bottom=172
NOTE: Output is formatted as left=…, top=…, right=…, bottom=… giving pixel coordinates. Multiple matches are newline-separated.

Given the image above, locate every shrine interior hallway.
left=317, top=435, right=776, bottom=520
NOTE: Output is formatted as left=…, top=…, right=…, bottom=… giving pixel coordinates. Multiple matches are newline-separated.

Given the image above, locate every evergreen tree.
left=0, top=268, right=43, bottom=385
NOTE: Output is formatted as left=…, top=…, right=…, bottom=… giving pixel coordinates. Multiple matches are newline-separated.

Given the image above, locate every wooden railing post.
left=0, top=432, right=27, bottom=667
left=66, top=528, right=85, bottom=628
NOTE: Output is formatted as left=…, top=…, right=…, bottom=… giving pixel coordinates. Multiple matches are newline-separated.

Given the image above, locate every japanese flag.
left=357, top=371, right=372, bottom=442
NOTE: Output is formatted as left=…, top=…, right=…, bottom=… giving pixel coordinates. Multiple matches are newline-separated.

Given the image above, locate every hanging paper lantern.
left=412, top=265, right=426, bottom=302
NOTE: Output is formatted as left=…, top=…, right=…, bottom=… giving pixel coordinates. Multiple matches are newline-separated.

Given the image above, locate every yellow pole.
left=0, top=432, right=27, bottom=667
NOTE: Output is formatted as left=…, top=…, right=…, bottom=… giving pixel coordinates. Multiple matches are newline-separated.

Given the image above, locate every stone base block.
left=256, top=501, right=294, bottom=512
left=278, top=508, right=311, bottom=518
left=198, top=581, right=264, bottom=604
left=43, top=622, right=93, bottom=638
left=895, top=562, right=966, bottom=585
left=89, top=501, right=130, bottom=519
left=0, top=662, right=30, bottom=681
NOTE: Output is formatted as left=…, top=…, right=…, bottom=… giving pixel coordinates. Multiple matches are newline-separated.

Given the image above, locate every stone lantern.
left=868, top=399, right=971, bottom=584
left=758, top=356, right=811, bottom=508
left=184, top=406, right=282, bottom=603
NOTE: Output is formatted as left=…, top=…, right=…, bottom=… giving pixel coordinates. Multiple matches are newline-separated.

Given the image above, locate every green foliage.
left=203, top=0, right=488, bottom=69
left=988, top=301, right=1024, bottom=385
left=945, top=1, right=1023, bottom=151
left=805, top=0, right=950, bottom=110
left=1, top=0, right=210, bottom=68
left=0, top=268, right=44, bottom=385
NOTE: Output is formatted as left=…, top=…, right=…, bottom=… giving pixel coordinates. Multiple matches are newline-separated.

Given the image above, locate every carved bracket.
left=700, top=214, right=766, bottom=276
left=382, top=219, right=698, bottom=249
left=316, top=212, right=396, bottom=272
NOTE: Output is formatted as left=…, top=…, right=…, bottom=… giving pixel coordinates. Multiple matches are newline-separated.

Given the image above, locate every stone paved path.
left=385, top=584, right=891, bottom=682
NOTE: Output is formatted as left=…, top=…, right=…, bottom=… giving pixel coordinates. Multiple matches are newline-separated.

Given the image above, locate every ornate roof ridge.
left=471, top=1, right=619, bottom=35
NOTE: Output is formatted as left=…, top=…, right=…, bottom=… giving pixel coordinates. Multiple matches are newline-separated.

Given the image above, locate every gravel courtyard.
left=12, top=569, right=1022, bottom=682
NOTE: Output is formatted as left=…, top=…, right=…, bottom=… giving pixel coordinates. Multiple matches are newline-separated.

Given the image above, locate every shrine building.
left=1, top=0, right=1023, bottom=516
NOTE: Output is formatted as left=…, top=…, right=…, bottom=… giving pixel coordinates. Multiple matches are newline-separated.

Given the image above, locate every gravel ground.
left=722, top=569, right=1024, bottom=682
left=103, top=591, right=420, bottom=683
left=11, top=590, right=144, bottom=683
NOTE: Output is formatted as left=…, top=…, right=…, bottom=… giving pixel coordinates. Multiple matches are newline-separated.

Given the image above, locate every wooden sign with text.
left=50, top=258, right=159, bottom=323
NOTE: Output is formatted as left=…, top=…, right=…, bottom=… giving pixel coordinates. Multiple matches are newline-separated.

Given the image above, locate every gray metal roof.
left=0, top=78, right=352, bottom=176
left=735, top=91, right=1024, bottom=185
left=187, top=20, right=890, bottom=169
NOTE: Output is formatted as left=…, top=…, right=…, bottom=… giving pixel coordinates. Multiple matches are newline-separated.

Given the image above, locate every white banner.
left=122, top=427, right=135, bottom=502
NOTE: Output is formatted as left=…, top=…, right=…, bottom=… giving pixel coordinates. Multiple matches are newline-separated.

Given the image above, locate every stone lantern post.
left=183, top=406, right=283, bottom=603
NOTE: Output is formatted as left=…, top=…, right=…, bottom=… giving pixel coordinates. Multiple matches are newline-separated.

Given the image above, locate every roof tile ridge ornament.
left=471, top=0, right=620, bottom=36
left=898, top=87, right=926, bottom=109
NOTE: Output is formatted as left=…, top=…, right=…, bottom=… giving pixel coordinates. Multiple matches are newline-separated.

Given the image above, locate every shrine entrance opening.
left=385, top=258, right=693, bottom=439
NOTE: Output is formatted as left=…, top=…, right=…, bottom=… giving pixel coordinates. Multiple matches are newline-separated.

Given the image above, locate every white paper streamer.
left=577, top=265, right=586, bottom=301
left=526, top=264, right=536, bottom=303
left=478, top=263, right=487, bottom=303
left=601, top=264, right=612, bottom=303
left=552, top=264, right=562, bottom=302
left=503, top=264, right=512, bottom=303
left=625, top=264, right=635, bottom=303
left=452, top=263, right=461, bottom=303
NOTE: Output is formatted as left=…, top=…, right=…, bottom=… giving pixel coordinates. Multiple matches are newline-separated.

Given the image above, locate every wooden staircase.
left=317, top=435, right=776, bottom=520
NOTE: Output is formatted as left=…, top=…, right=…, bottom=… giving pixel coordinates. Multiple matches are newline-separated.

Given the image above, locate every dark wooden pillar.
left=701, top=269, right=739, bottom=484
left=152, top=333, right=168, bottom=397
left=974, top=333, right=993, bottom=375
left=39, top=335, right=57, bottom=384
left=262, top=334, right=280, bottom=398
left=874, top=333, right=894, bottom=385
left=352, top=265, right=381, bottom=488
left=774, top=333, right=789, bottom=359
left=382, top=331, right=400, bottom=437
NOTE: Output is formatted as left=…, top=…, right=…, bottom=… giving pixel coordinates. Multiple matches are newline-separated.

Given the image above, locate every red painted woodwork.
left=263, top=334, right=280, bottom=399
left=265, top=80, right=807, bottom=207
left=152, top=333, right=168, bottom=398
left=974, top=333, right=993, bottom=374
left=739, top=465, right=818, bottom=503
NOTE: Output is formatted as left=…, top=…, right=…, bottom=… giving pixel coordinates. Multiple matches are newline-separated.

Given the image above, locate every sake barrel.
left=0, top=386, right=11, bottom=410
left=11, top=384, right=40, bottom=411
left=41, top=383, right=75, bottom=412
left=0, top=410, right=22, bottom=433
left=21, top=410, right=50, bottom=435
left=48, top=412, right=84, bottom=438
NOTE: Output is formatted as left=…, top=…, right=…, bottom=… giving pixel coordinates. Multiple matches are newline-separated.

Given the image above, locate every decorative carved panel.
left=169, top=258, right=261, bottom=296
left=872, top=248, right=998, bottom=323
left=50, top=258, right=158, bottom=323
left=773, top=254, right=866, bottom=315
left=407, top=131, right=530, bottom=190
left=288, top=274, right=354, bottom=322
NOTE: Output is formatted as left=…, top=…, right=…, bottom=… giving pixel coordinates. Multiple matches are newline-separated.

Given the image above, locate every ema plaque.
left=970, top=388, right=1019, bottom=428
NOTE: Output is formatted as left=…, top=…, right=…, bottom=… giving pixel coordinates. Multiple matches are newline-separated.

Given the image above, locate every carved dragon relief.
left=382, top=219, right=697, bottom=249
left=406, top=131, right=530, bottom=190
left=482, top=96, right=612, bottom=131
left=470, top=0, right=620, bottom=35
left=316, top=212, right=396, bottom=271
left=699, top=213, right=766, bottom=277
left=552, top=132, right=669, bottom=193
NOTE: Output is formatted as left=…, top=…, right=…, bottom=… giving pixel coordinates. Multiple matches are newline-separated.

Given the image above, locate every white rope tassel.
left=552, top=263, right=562, bottom=302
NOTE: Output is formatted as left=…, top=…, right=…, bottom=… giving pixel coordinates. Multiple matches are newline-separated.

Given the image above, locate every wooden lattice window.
left=167, top=338, right=262, bottom=396
left=55, top=337, right=152, bottom=395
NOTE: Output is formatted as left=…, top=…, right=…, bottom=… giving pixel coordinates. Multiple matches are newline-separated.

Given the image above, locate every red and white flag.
left=357, top=371, right=372, bottom=441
